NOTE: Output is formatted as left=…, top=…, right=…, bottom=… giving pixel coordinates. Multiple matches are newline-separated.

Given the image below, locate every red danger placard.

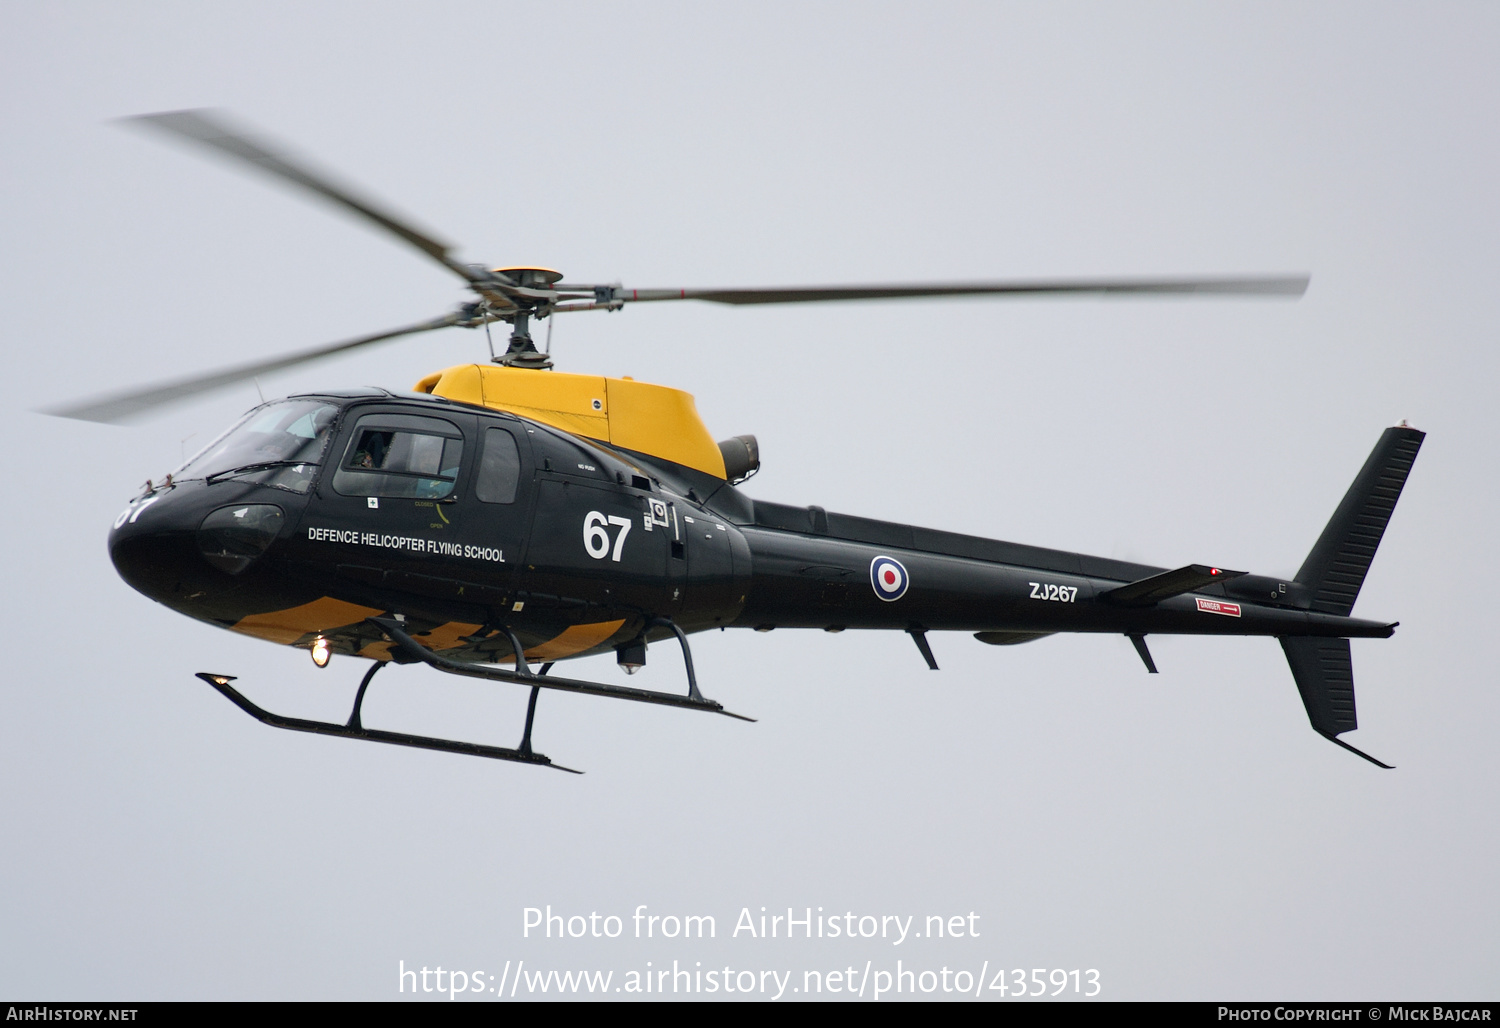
left=1196, top=598, right=1242, bottom=617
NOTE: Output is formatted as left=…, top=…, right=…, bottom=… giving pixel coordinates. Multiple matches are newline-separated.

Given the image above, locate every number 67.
left=584, top=510, right=633, bottom=561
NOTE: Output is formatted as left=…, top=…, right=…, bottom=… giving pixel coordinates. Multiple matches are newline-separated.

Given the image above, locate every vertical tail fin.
left=1281, top=425, right=1423, bottom=767
left=1296, top=425, right=1424, bottom=615
left=1279, top=637, right=1392, bottom=767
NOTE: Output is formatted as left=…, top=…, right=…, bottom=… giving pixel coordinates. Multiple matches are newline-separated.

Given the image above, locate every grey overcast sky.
left=2, top=1, right=1497, bottom=1002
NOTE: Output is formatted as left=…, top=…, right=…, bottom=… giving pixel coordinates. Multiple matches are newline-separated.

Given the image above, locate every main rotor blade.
left=611, top=275, right=1310, bottom=305
left=125, top=110, right=486, bottom=287
left=43, top=312, right=462, bottom=424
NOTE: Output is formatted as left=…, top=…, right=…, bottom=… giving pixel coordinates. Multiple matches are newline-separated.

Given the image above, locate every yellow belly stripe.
left=232, top=597, right=385, bottom=645
left=234, top=596, right=622, bottom=668
left=356, top=641, right=395, bottom=662
left=411, top=621, right=483, bottom=652
left=524, top=619, right=627, bottom=661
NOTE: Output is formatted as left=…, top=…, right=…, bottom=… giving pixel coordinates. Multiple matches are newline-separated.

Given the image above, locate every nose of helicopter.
left=108, top=483, right=292, bottom=616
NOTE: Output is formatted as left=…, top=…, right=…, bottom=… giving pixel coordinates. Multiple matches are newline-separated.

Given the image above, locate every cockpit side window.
left=476, top=427, right=522, bottom=504
left=333, top=413, right=465, bottom=499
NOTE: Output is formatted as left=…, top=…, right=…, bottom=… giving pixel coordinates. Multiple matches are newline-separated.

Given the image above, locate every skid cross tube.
left=517, top=663, right=554, bottom=759
left=194, top=673, right=580, bottom=772
left=519, top=686, right=541, bottom=757
left=347, top=660, right=382, bottom=729
left=368, top=617, right=754, bottom=721
left=646, top=616, right=706, bottom=701
left=503, top=626, right=533, bottom=677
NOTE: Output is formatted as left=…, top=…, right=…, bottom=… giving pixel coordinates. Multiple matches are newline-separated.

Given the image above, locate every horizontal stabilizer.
left=1102, top=564, right=1245, bottom=607
left=1279, top=637, right=1392, bottom=768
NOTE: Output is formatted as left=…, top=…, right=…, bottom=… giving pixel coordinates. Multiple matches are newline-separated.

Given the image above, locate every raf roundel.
left=870, top=556, right=909, bottom=602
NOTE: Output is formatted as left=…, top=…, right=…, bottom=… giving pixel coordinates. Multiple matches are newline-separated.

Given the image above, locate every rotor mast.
left=486, top=267, right=565, bottom=370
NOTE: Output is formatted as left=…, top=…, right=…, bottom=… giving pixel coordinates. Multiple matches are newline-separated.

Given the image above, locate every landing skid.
left=194, top=615, right=750, bottom=770
left=195, top=671, right=581, bottom=772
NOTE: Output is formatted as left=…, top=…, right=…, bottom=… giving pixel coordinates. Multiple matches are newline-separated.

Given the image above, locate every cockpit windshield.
left=176, top=399, right=340, bottom=493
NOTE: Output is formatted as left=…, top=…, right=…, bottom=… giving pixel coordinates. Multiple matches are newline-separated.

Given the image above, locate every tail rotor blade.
left=42, top=312, right=463, bottom=424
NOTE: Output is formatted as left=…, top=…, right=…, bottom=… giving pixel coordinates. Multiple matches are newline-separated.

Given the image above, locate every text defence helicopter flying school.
left=53, top=110, right=1422, bottom=773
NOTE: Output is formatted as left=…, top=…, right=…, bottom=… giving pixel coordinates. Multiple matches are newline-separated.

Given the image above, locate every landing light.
left=616, top=639, right=646, bottom=676
left=311, top=638, right=332, bottom=668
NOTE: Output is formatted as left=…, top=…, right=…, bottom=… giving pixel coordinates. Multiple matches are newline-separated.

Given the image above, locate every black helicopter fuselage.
left=109, top=387, right=1396, bottom=682
left=73, top=109, right=1414, bottom=770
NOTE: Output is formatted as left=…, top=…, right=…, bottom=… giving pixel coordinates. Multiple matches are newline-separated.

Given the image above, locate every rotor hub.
left=493, top=266, right=563, bottom=287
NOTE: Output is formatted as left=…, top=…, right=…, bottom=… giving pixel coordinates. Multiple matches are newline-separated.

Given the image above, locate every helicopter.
left=50, top=110, right=1422, bottom=773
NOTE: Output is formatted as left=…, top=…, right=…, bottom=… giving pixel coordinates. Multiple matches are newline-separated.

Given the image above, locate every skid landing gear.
left=195, top=668, right=580, bottom=772
left=194, top=616, right=750, bottom=770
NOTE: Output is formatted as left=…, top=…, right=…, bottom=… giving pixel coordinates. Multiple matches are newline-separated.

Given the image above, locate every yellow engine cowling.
left=413, top=364, right=728, bottom=479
